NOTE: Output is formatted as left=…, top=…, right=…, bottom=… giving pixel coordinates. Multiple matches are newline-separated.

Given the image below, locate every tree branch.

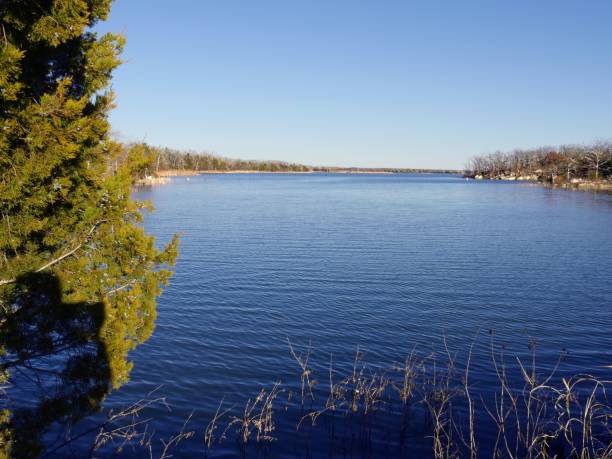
left=0, top=220, right=107, bottom=286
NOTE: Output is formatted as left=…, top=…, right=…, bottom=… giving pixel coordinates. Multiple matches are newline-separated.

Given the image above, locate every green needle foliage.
left=0, top=1, right=178, bottom=457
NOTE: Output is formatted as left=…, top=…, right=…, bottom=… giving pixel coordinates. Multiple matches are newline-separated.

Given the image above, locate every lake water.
left=95, top=174, right=612, bottom=457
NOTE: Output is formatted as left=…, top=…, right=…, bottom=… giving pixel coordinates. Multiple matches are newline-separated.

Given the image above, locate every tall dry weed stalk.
left=87, top=336, right=611, bottom=458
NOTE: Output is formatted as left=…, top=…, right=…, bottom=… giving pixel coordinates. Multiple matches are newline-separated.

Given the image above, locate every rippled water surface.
left=102, top=173, right=612, bottom=457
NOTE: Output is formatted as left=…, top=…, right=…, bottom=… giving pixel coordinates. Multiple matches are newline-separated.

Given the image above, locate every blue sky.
left=98, top=1, right=612, bottom=169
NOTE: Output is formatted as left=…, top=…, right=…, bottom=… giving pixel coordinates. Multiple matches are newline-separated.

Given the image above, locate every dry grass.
left=84, top=335, right=611, bottom=458
left=200, top=335, right=611, bottom=458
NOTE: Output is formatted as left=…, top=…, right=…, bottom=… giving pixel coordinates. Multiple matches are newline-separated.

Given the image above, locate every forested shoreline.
left=130, top=143, right=462, bottom=181
left=134, top=144, right=312, bottom=173
left=136, top=141, right=612, bottom=191
left=466, top=143, right=612, bottom=188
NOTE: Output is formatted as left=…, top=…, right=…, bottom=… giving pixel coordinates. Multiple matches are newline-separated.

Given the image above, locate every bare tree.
left=468, top=141, right=612, bottom=182
left=586, top=142, right=612, bottom=180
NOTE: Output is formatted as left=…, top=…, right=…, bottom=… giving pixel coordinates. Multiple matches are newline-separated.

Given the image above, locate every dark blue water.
left=99, top=173, right=611, bottom=457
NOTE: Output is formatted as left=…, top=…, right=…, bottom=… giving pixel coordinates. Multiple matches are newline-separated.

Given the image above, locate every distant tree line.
left=467, top=142, right=612, bottom=182
left=121, top=144, right=467, bottom=177
left=131, top=144, right=312, bottom=174
left=312, top=166, right=460, bottom=174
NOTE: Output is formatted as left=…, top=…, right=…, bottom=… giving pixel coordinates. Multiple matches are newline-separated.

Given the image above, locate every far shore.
left=155, top=169, right=312, bottom=177
left=138, top=170, right=612, bottom=193
left=154, top=168, right=461, bottom=177
left=199, top=170, right=313, bottom=174
left=133, top=168, right=461, bottom=186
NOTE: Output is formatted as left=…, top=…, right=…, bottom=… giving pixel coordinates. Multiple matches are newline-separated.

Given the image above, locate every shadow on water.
left=0, top=272, right=113, bottom=458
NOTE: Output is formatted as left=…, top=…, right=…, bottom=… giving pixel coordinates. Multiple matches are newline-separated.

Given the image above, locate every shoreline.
left=137, top=170, right=612, bottom=193
left=199, top=170, right=313, bottom=174
left=154, top=168, right=462, bottom=177
left=467, top=175, right=612, bottom=192
left=134, top=176, right=170, bottom=186
left=551, top=180, right=612, bottom=192
left=134, top=169, right=432, bottom=186
left=154, top=169, right=312, bottom=177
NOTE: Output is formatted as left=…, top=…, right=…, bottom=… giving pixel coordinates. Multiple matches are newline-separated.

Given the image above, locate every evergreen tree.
left=0, top=1, right=178, bottom=456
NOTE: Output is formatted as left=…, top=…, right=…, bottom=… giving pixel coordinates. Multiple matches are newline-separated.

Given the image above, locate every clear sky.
left=98, top=1, right=612, bottom=169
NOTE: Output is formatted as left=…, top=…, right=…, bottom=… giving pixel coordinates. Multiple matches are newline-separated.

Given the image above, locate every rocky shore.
left=467, top=173, right=612, bottom=192
left=470, top=174, right=538, bottom=181
left=134, top=175, right=171, bottom=186
left=554, top=179, right=612, bottom=191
